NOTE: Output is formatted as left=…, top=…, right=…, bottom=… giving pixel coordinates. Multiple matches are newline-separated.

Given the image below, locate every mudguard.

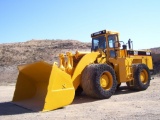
left=71, top=52, right=100, bottom=89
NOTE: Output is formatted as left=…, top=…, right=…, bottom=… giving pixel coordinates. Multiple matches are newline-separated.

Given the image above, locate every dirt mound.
left=0, top=39, right=91, bottom=66
left=0, top=39, right=91, bottom=85
left=150, top=47, right=160, bottom=74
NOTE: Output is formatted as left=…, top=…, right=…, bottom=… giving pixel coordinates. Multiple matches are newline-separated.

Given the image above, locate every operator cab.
left=91, top=30, right=119, bottom=58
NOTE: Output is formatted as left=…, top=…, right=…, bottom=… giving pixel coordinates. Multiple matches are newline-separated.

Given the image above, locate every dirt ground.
left=0, top=76, right=160, bottom=120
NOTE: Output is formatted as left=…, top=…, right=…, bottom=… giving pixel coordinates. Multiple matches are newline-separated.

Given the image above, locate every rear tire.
left=81, top=64, right=117, bottom=99
left=127, top=64, right=151, bottom=91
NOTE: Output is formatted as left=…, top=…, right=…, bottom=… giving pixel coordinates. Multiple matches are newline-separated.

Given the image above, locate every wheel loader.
left=12, top=30, right=153, bottom=112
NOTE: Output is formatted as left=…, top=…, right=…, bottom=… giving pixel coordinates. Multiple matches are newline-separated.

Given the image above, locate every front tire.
left=75, top=86, right=83, bottom=96
left=81, top=64, right=117, bottom=99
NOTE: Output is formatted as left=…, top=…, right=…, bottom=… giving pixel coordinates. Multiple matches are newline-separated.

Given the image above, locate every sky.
left=0, top=0, right=160, bottom=49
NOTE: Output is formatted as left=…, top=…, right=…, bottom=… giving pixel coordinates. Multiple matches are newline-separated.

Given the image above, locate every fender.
left=71, top=52, right=100, bottom=89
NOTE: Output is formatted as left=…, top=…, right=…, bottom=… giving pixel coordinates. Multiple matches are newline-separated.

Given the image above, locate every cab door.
left=107, top=34, right=118, bottom=58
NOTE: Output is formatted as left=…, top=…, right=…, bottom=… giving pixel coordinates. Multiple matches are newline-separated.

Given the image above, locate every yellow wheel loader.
left=12, top=30, right=153, bottom=112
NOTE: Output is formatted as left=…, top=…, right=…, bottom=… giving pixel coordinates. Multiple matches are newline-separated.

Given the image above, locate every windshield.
left=92, top=36, right=106, bottom=51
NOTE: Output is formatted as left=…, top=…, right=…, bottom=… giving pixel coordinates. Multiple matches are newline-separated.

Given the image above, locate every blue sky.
left=0, top=0, right=160, bottom=49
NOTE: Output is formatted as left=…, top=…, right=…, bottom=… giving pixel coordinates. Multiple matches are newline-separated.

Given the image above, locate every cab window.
left=108, top=35, right=116, bottom=48
left=92, top=36, right=106, bottom=51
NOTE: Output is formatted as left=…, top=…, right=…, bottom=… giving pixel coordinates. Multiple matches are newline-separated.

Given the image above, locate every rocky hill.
left=0, top=39, right=159, bottom=85
left=0, top=39, right=91, bottom=67
left=150, top=47, right=160, bottom=74
left=0, top=39, right=91, bottom=85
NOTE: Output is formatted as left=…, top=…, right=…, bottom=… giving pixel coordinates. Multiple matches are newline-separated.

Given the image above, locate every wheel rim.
left=140, top=69, right=148, bottom=84
left=100, top=72, right=113, bottom=90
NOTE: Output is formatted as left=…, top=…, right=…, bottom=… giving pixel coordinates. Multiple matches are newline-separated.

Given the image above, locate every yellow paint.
left=13, top=61, right=74, bottom=112
left=130, top=55, right=153, bottom=70
left=71, top=52, right=100, bottom=89
left=100, top=71, right=113, bottom=90
left=140, top=69, right=148, bottom=84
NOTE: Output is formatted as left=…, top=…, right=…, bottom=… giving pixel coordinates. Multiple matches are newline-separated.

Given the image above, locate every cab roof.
left=91, top=30, right=119, bottom=37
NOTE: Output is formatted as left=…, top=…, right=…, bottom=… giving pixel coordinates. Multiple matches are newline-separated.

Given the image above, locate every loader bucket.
left=12, top=61, right=75, bottom=112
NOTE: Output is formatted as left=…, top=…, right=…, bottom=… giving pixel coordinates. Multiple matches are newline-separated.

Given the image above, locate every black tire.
left=127, top=64, right=151, bottom=91
left=117, top=83, right=121, bottom=89
left=81, top=64, right=117, bottom=99
left=75, top=86, right=83, bottom=96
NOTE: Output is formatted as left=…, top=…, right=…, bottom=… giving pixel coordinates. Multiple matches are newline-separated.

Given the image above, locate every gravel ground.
left=0, top=77, right=160, bottom=120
